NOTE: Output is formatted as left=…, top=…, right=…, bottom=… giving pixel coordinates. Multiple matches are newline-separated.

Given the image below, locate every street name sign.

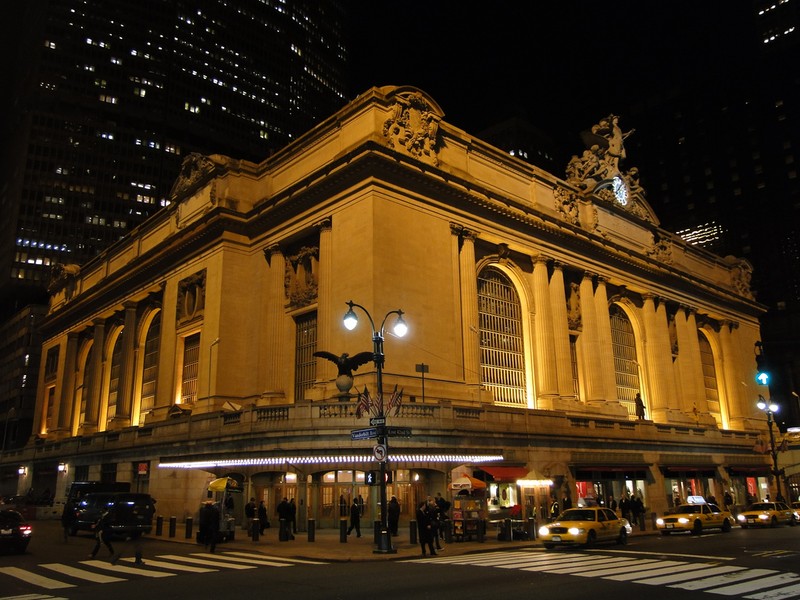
left=351, top=427, right=378, bottom=440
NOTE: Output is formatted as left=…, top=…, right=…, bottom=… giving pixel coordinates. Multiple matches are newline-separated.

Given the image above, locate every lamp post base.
left=373, top=529, right=396, bottom=554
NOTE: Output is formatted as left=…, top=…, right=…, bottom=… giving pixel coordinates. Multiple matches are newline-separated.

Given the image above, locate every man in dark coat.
left=89, top=509, right=119, bottom=563
left=199, top=501, right=220, bottom=552
left=416, top=500, right=437, bottom=556
left=388, top=496, right=401, bottom=536
left=347, top=498, right=361, bottom=537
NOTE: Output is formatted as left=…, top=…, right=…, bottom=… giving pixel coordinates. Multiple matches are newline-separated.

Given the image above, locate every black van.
left=69, top=492, right=156, bottom=537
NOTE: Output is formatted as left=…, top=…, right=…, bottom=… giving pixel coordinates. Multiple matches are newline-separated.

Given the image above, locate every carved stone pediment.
left=726, top=257, right=755, bottom=300
left=48, top=263, right=81, bottom=300
left=383, top=90, right=441, bottom=166
left=169, top=153, right=226, bottom=202
left=176, top=269, right=206, bottom=326
left=285, top=246, right=319, bottom=309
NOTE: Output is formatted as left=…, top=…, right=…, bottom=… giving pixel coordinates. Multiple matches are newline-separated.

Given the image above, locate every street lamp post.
left=757, top=395, right=784, bottom=502
left=343, top=300, right=407, bottom=554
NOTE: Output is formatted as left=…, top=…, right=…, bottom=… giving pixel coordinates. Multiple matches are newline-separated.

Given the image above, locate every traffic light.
left=755, top=342, right=770, bottom=386
left=365, top=471, right=378, bottom=486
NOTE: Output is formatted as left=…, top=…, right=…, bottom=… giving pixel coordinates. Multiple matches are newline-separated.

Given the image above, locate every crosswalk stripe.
left=39, top=564, right=125, bottom=584
left=80, top=560, right=176, bottom=577
left=567, top=559, right=670, bottom=577
left=704, top=572, right=800, bottom=596
left=0, top=568, right=75, bottom=591
left=118, top=557, right=216, bottom=573
left=637, top=565, right=746, bottom=585
left=0, top=595, right=70, bottom=600
left=155, top=554, right=255, bottom=569
left=221, top=552, right=326, bottom=565
left=189, top=553, right=290, bottom=567
left=521, top=557, right=641, bottom=574
left=745, top=581, right=800, bottom=599
left=605, top=561, right=716, bottom=582
left=670, top=568, right=780, bottom=591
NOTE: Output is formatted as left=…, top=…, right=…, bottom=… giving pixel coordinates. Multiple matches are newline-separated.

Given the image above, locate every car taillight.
left=20, top=525, right=32, bottom=536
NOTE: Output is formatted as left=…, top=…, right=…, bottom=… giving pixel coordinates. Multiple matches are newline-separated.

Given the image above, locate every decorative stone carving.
left=48, top=263, right=81, bottom=301
left=285, top=246, right=319, bottom=308
left=177, top=270, right=206, bottom=326
left=168, top=153, right=223, bottom=201
left=646, top=231, right=673, bottom=264
left=383, top=91, right=441, bottom=166
left=728, top=257, right=755, bottom=300
left=554, top=187, right=580, bottom=225
left=567, top=281, right=582, bottom=330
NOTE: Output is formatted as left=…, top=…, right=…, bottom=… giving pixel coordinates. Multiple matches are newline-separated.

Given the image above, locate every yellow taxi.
left=538, top=507, right=632, bottom=549
left=656, top=497, right=733, bottom=535
left=737, top=501, right=798, bottom=528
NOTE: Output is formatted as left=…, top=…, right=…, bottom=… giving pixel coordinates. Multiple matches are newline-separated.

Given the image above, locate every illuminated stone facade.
left=5, top=86, right=775, bottom=526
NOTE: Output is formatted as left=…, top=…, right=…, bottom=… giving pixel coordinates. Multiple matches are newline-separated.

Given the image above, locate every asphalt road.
left=2, top=522, right=799, bottom=600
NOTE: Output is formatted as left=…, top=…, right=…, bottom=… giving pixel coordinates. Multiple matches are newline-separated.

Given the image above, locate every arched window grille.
left=79, top=345, right=93, bottom=427
left=698, top=332, right=721, bottom=426
left=610, top=305, right=640, bottom=417
left=180, top=332, right=201, bottom=404
left=477, top=267, right=526, bottom=406
left=107, top=331, right=123, bottom=422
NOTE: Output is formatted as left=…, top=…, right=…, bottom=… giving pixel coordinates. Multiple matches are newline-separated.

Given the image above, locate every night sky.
left=346, top=1, right=756, bottom=155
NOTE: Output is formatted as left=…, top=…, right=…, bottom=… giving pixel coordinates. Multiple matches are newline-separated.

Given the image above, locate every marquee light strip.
left=158, top=453, right=505, bottom=469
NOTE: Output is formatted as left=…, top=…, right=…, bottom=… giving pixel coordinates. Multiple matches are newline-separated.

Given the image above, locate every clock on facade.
left=612, top=175, right=628, bottom=206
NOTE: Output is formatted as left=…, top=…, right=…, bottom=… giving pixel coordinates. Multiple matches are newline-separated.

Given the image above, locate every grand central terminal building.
left=3, top=86, right=778, bottom=529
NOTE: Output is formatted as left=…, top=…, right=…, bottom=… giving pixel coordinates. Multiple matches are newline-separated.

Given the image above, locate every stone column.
left=594, top=276, right=618, bottom=401
left=314, top=218, right=333, bottom=384
left=56, top=333, right=79, bottom=435
left=579, top=272, right=604, bottom=402
left=720, top=320, right=748, bottom=428
left=532, top=255, right=558, bottom=408
left=83, top=319, right=106, bottom=433
left=675, top=305, right=709, bottom=417
left=655, top=298, right=679, bottom=408
left=264, top=244, right=287, bottom=396
left=454, top=224, right=481, bottom=386
left=642, top=294, right=666, bottom=418
left=550, top=262, right=575, bottom=399
left=110, top=302, right=137, bottom=427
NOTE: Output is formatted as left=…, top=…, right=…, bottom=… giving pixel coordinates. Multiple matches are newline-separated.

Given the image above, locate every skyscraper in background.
left=0, top=0, right=347, bottom=451
left=0, top=0, right=347, bottom=314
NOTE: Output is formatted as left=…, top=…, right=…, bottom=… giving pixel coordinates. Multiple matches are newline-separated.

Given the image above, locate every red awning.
left=479, top=466, right=529, bottom=482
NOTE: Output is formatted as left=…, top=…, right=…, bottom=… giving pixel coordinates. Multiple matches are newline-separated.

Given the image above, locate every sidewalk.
left=33, top=519, right=659, bottom=563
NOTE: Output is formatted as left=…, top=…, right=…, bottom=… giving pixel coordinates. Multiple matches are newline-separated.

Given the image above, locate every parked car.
left=70, top=492, right=155, bottom=538
left=538, top=507, right=631, bottom=548
left=0, top=509, right=32, bottom=553
left=656, top=502, right=733, bottom=535
left=737, top=502, right=798, bottom=528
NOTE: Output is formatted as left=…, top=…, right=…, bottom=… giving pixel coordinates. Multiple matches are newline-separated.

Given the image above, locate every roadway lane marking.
left=81, top=560, right=176, bottom=577
left=40, top=564, right=125, bottom=583
left=118, top=558, right=216, bottom=573
left=0, top=568, right=76, bottom=590
left=636, top=565, right=746, bottom=585
left=155, top=554, right=255, bottom=569
left=189, top=553, right=291, bottom=567
left=707, top=572, right=800, bottom=596
left=0, top=595, right=71, bottom=599
left=670, top=568, right=780, bottom=591
left=222, top=552, right=326, bottom=565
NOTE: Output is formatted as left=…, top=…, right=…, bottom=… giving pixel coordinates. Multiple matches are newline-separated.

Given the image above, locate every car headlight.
left=737, top=514, right=746, bottom=522
left=656, top=518, right=664, bottom=525
left=538, top=526, right=550, bottom=536
left=568, top=527, right=584, bottom=535
left=677, top=517, right=690, bottom=524
left=758, top=514, right=769, bottom=521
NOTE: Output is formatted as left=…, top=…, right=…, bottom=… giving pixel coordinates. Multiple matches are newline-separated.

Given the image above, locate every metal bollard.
left=444, top=520, right=453, bottom=543
left=156, top=515, right=163, bottom=536
left=279, top=519, right=289, bottom=542
left=252, top=518, right=259, bottom=541
left=185, top=516, right=193, bottom=539
left=169, top=516, right=177, bottom=538
left=477, top=519, right=485, bottom=543
left=307, top=518, right=315, bottom=542
left=409, top=519, right=417, bottom=544
left=528, top=517, right=537, bottom=540
left=503, top=518, right=512, bottom=541
left=339, top=518, right=347, bottom=543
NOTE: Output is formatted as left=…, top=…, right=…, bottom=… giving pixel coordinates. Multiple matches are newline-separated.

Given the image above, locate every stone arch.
left=98, top=324, right=124, bottom=430
left=133, top=307, right=162, bottom=426
left=74, top=338, right=94, bottom=434
left=609, top=299, right=646, bottom=415
left=698, top=326, right=729, bottom=429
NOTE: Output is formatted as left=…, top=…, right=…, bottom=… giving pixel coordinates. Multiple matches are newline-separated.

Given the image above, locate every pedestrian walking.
left=257, top=500, right=269, bottom=534
left=89, top=509, right=119, bottom=563
left=276, top=497, right=294, bottom=540
left=245, top=497, right=256, bottom=536
left=388, top=495, right=400, bottom=536
left=635, top=393, right=646, bottom=420
left=199, top=501, right=220, bottom=553
left=347, top=498, right=361, bottom=537
left=289, top=497, right=297, bottom=533
left=416, top=500, right=437, bottom=557
left=61, top=500, right=75, bottom=542
left=427, top=497, right=443, bottom=550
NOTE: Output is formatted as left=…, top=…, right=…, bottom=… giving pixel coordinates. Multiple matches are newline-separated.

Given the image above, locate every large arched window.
left=139, top=311, right=161, bottom=416
left=698, top=331, right=722, bottom=427
left=78, top=343, right=93, bottom=429
left=477, top=266, right=526, bottom=406
left=610, top=305, right=641, bottom=417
